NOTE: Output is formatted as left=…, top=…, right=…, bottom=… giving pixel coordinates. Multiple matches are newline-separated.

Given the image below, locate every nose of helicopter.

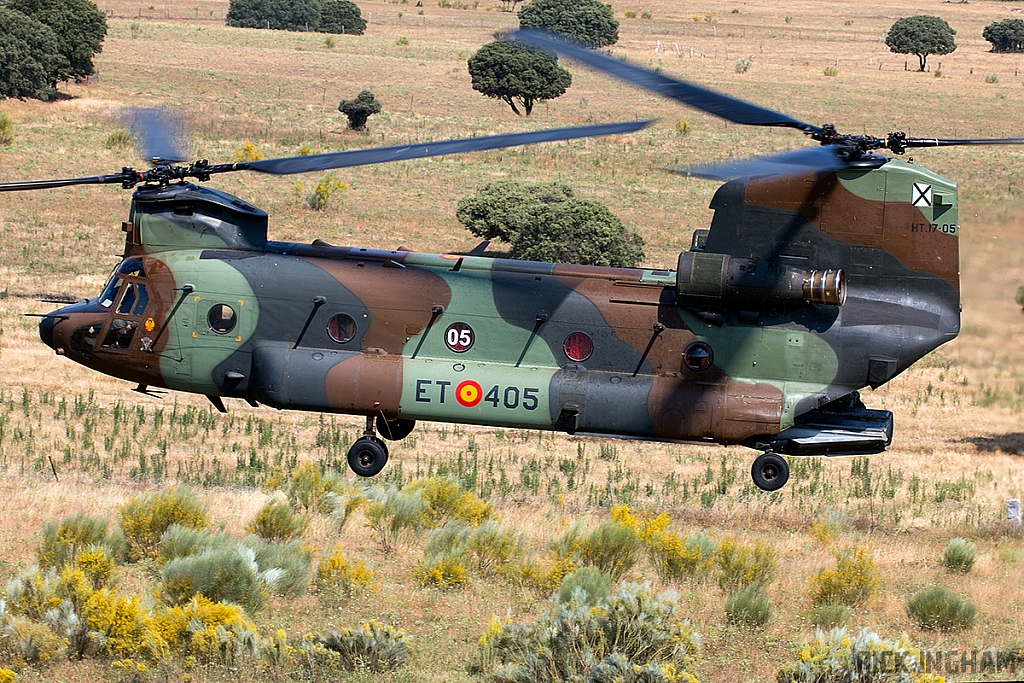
left=38, top=312, right=57, bottom=350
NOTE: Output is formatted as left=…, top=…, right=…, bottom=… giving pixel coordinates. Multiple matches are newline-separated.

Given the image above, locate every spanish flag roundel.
left=455, top=380, right=483, bottom=407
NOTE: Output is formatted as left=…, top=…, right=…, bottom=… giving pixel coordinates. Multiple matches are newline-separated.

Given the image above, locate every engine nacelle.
left=675, top=251, right=846, bottom=310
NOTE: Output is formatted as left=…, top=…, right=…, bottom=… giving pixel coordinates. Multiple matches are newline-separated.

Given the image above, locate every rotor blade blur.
left=0, top=173, right=132, bottom=192
left=669, top=145, right=848, bottom=180
left=129, top=107, right=186, bottom=164
left=903, top=136, right=1024, bottom=149
left=244, top=120, right=653, bottom=175
left=514, top=30, right=821, bottom=134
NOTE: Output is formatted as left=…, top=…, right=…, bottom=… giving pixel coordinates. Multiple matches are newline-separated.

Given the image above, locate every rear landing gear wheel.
left=347, top=436, right=389, bottom=477
left=376, top=416, right=416, bottom=441
left=751, top=452, right=789, bottom=491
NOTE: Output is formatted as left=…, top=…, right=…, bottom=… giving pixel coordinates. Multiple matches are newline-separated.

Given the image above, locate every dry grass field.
left=1, top=0, right=1024, bottom=681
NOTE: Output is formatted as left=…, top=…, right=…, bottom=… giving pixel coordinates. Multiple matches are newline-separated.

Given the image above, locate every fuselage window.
left=563, top=331, right=594, bottom=363
left=101, top=319, right=139, bottom=351
left=208, top=304, right=237, bottom=334
left=683, top=341, right=714, bottom=372
left=327, top=313, right=357, bottom=343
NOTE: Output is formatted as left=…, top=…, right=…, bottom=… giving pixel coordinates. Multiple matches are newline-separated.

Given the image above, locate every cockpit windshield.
left=98, top=259, right=146, bottom=309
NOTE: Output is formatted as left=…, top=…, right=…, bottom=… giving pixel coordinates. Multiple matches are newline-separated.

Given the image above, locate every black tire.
left=376, top=416, right=416, bottom=441
left=347, top=436, right=389, bottom=477
left=751, top=452, right=789, bottom=491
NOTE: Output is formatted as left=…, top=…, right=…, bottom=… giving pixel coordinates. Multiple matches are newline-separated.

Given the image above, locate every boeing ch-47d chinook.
left=6, top=31, right=1024, bottom=491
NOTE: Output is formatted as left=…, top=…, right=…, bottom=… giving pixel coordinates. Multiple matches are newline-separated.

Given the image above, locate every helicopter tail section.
left=693, top=160, right=960, bottom=426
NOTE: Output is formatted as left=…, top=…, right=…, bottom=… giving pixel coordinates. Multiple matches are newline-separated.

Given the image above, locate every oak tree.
left=467, top=40, right=570, bottom=116
left=885, top=15, right=956, bottom=72
left=517, top=0, right=618, bottom=48
left=457, top=179, right=645, bottom=267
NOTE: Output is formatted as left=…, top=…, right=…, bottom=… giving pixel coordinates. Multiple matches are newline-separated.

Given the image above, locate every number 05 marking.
left=445, top=322, right=475, bottom=353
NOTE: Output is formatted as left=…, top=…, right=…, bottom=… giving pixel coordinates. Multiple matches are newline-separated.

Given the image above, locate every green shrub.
left=37, top=512, right=127, bottom=568
left=906, top=587, right=977, bottom=632
left=715, top=535, right=777, bottom=591
left=735, top=57, right=752, bottom=73
left=104, top=128, right=133, bottom=149
left=364, top=484, right=428, bottom=552
left=119, top=486, right=209, bottom=561
left=159, top=540, right=311, bottom=612
left=414, top=521, right=473, bottom=588
left=580, top=520, right=641, bottom=581
left=476, top=582, right=700, bottom=682
left=725, top=584, right=772, bottom=628
left=246, top=499, right=308, bottom=541
left=555, top=567, right=611, bottom=605
left=408, top=476, right=494, bottom=527
left=328, top=487, right=366, bottom=531
left=287, top=463, right=347, bottom=513
left=295, top=174, right=349, bottom=211
left=810, top=604, right=852, bottom=628
left=414, top=549, right=470, bottom=588
left=776, top=628, right=935, bottom=683
left=985, top=74, right=999, bottom=84
left=942, top=538, right=976, bottom=573
left=823, top=65, right=839, bottom=77
left=0, top=113, right=14, bottom=146
left=157, top=524, right=233, bottom=565
left=466, top=519, right=525, bottom=571
left=3, top=615, right=66, bottom=663
left=160, top=546, right=268, bottom=611
left=809, top=546, right=878, bottom=607
left=320, top=621, right=411, bottom=671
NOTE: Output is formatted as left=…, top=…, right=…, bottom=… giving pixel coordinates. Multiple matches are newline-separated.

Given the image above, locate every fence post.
left=1008, top=499, right=1022, bottom=525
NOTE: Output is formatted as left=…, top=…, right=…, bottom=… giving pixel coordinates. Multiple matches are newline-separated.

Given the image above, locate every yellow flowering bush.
left=314, top=545, right=377, bottom=595
left=119, top=487, right=209, bottom=561
left=776, top=628, right=945, bottom=683
left=82, top=589, right=166, bottom=659
left=809, top=547, right=879, bottom=607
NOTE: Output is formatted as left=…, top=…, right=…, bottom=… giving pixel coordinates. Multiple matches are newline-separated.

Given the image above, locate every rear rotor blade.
left=514, top=29, right=820, bottom=134
left=669, top=145, right=849, bottom=181
left=903, top=136, right=1024, bottom=149
left=128, top=107, right=186, bottom=164
left=243, top=120, right=653, bottom=175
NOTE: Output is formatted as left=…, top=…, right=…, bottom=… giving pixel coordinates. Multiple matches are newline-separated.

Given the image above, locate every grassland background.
left=1, top=0, right=1024, bottom=680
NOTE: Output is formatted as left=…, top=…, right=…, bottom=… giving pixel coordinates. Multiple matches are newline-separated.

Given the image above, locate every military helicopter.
left=5, top=32, right=1024, bottom=492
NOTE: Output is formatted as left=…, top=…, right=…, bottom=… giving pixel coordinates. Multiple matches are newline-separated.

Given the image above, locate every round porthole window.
left=683, top=341, right=714, bottom=372
left=207, top=304, right=237, bottom=334
left=563, top=331, right=594, bottom=363
left=327, top=313, right=357, bottom=343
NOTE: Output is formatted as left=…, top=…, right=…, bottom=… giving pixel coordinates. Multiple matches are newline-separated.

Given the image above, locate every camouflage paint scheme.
left=39, top=156, right=958, bottom=459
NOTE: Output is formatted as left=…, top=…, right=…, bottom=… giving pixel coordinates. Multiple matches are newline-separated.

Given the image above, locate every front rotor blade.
left=128, top=107, right=186, bottom=164
left=669, top=145, right=848, bottom=181
left=244, top=120, right=652, bottom=175
left=514, top=30, right=820, bottom=134
left=0, top=173, right=133, bottom=192
left=904, top=136, right=1024, bottom=149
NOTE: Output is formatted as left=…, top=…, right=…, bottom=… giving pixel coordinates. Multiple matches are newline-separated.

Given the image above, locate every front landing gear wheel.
left=347, top=436, right=389, bottom=477
left=751, top=452, right=789, bottom=491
